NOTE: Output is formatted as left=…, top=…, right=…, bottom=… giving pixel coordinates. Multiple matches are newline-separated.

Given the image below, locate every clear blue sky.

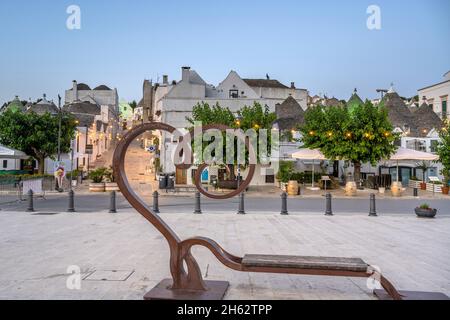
left=0, top=0, right=449, bottom=106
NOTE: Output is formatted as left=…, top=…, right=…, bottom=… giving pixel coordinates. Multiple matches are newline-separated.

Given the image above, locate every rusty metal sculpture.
left=113, top=122, right=248, bottom=299
left=113, top=122, right=448, bottom=300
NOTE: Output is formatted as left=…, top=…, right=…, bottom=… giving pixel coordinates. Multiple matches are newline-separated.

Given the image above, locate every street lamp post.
left=57, top=95, right=62, bottom=161
left=56, top=95, right=63, bottom=192
left=234, top=114, right=243, bottom=191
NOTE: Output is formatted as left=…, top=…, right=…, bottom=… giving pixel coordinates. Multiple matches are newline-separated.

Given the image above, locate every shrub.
left=88, top=167, right=108, bottom=183
left=104, top=166, right=116, bottom=183
left=419, top=203, right=430, bottom=210
left=0, top=174, right=52, bottom=181
left=66, top=169, right=81, bottom=180
left=276, top=161, right=294, bottom=183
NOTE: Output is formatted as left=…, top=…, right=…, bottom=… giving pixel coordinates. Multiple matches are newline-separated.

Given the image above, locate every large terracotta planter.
left=105, top=182, right=120, bottom=192
left=415, top=207, right=437, bottom=218
left=287, top=180, right=299, bottom=196
left=420, top=182, right=427, bottom=190
left=442, top=185, right=449, bottom=195
left=89, top=182, right=105, bottom=192
left=391, top=181, right=403, bottom=197
left=345, top=181, right=357, bottom=196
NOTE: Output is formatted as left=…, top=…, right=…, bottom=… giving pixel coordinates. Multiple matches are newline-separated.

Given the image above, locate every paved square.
left=0, top=209, right=449, bottom=299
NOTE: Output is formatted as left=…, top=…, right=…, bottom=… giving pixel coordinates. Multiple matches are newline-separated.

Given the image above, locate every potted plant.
left=414, top=203, right=437, bottom=218
left=415, top=161, right=430, bottom=190
left=440, top=169, right=449, bottom=195
left=276, top=161, right=294, bottom=192
left=88, top=167, right=107, bottom=192
left=104, top=166, right=120, bottom=192
left=66, top=169, right=80, bottom=187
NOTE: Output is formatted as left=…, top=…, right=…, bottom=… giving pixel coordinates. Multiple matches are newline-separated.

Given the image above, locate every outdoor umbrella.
left=389, top=147, right=439, bottom=182
left=291, top=149, right=327, bottom=189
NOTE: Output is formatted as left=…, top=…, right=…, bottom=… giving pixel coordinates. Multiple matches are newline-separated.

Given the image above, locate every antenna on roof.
left=376, top=88, right=388, bottom=99
left=387, top=82, right=395, bottom=93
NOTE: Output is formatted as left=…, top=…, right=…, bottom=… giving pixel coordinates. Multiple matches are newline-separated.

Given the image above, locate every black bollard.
left=280, top=192, right=288, bottom=215
left=67, top=190, right=76, bottom=212
left=26, top=189, right=34, bottom=212
left=413, top=187, right=418, bottom=197
left=152, top=191, right=160, bottom=213
left=193, top=191, right=202, bottom=214
left=237, top=193, right=246, bottom=215
left=369, top=193, right=377, bottom=216
left=109, top=191, right=117, bottom=213
left=325, top=193, right=333, bottom=216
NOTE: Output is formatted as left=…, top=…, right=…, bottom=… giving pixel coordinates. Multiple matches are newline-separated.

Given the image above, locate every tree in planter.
left=186, top=101, right=277, bottom=178
left=436, top=121, right=450, bottom=193
left=415, top=161, right=431, bottom=189
left=0, top=109, right=76, bottom=174
left=276, top=161, right=294, bottom=187
left=298, top=101, right=398, bottom=185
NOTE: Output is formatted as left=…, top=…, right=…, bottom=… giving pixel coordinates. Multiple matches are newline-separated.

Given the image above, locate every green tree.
left=186, top=102, right=235, bottom=127
left=298, top=101, right=398, bottom=182
left=436, top=121, right=450, bottom=184
left=0, top=109, right=77, bottom=174
left=276, top=160, right=294, bottom=184
left=129, top=100, right=138, bottom=112
left=186, top=102, right=276, bottom=174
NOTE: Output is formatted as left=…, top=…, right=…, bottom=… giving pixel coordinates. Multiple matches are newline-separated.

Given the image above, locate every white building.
left=148, top=67, right=308, bottom=186
left=0, top=144, right=28, bottom=171
left=418, top=71, right=450, bottom=120
left=64, top=81, right=120, bottom=173
left=65, top=81, right=119, bottom=114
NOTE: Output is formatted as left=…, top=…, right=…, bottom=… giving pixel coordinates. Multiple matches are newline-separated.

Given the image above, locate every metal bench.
left=113, top=122, right=449, bottom=301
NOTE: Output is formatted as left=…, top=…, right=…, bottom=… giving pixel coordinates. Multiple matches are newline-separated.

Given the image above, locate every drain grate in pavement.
left=31, top=212, right=60, bottom=216
left=83, top=270, right=134, bottom=281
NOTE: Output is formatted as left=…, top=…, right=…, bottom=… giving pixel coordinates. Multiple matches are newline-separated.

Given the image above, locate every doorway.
left=389, top=166, right=412, bottom=186
left=176, top=168, right=187, bottom=185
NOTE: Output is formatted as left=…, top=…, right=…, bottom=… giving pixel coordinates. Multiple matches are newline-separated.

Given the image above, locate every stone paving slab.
left=0, top=209, right=449, bottom=300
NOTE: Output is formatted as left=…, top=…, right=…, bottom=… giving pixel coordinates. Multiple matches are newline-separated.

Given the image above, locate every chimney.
left=182, top=66, right=191, bottom=83
left=72, top=80, right=78, bottom=101
left=143, top=80, right=154, bottom=122
left=291, top=82, right=295, bottom=89
left=163, top=75, right=169, bottom=85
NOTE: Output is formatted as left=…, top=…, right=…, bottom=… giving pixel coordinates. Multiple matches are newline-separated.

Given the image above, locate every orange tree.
left=436, top=120, right=450, bottom=185
left=298, top=101, right=398, bottom=183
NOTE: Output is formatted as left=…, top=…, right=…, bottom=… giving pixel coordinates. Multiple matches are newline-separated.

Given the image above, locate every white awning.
left=389, top=147, right=439, bottom=161
left=291, top=148, right=327, bottom=160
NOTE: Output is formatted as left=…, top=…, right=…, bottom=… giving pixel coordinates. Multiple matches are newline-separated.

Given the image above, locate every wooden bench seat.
left=242, top=255, right=368, bottom=272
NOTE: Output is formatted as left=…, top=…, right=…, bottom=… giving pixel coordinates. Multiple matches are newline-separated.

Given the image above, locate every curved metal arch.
left=112, top=122, right=246, bottom=291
